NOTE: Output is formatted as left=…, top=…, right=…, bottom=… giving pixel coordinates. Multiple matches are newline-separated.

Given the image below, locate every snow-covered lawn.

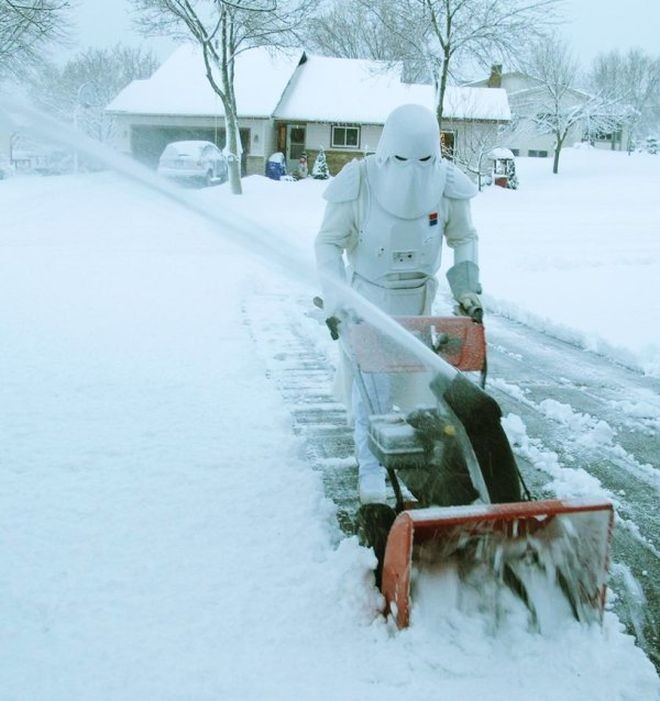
left=0, top=148, right=658, bottom=700
left=475, top=147, right=660, bottom=378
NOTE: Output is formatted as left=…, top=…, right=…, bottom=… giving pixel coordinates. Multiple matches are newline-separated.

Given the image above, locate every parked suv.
left=157, top=140, right=228, bottom=187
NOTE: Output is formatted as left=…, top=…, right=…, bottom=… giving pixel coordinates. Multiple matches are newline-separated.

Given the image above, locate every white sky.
left=560, top=0, right=660, bottom=63
left=58, top=0, right=178, bottom=63
left=60, top=0, right=660, bottom=67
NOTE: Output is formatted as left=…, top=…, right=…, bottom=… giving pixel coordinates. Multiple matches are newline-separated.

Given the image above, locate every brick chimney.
left=487, top=64, right=502, bottom=88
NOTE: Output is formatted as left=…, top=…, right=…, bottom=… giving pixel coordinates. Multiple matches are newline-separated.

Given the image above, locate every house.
left=107, top=46, right=511, bottom=177
left=467, top=66, right=626, bottom=157
left=106, top=45, right=304, bottom=175
left=273, top=54, right=511, bottom=174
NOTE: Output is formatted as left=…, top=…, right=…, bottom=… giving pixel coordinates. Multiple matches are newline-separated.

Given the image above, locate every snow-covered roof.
left=466, top=71, right=594, bottom=104
left=509, top=85, right=593, bottom=101
left=442, top=86, right=510, bottom=122
left=489, top=147, right=515, bottom=159
left=107, top=47, right=510, bottom=124
left=273, top=55, right=429, bottom=122
left=274, top=55, right=510, bottom=123
left=463, top=71, right=529, bottom=88
left=107, top=44, right=305, bottom=118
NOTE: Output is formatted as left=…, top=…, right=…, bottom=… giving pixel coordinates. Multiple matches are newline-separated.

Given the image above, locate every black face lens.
left=419, top=155, right=432, bottom=161
left=394, top=155, right=408, bottom=161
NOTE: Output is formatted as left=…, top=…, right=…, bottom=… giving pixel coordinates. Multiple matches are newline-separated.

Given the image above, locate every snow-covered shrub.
left=312, top=147, right=330, bottom=179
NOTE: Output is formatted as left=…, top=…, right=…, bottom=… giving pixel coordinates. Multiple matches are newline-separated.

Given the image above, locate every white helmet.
left=366, top=104, right=447, bottom=219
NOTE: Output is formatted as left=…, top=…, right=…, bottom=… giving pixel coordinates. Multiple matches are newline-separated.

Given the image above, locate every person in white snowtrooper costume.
left=315, top=103, right=482, bottom=504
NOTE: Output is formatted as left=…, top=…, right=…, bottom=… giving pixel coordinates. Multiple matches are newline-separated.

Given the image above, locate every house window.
left=493, top=160, right=508, bottom=174
left=331, top=125, right=360, bottom=149
left=591, top=128, right=621, bottom=143
left=528, top=149, right=548, bottom=158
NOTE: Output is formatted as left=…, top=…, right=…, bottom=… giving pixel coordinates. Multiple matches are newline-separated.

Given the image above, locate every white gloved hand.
left=457, top=293, right=483, bottom=323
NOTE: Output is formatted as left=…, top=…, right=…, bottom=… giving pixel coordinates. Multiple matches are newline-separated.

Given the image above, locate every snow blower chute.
left=342, top=315, right=614, bottom=629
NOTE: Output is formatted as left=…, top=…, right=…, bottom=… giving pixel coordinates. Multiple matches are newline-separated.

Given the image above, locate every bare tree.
left=0, top=0, right=71, bottom=79
left=587, top=48, right=660, bottom=152
left=304, top=0, right=429, bottom=82
left=519, top=36, right=621, bottom=174
left=353, top=0, right=563, bottom=128
left=433, top=88, right=516, bottom=189
left=305, top=1, right=386, bottom=59
left=29, top=45, right=159, bottom=144
left=454, top=122, right=514, bottom=190
left=132, top=0, right=315, bottom=194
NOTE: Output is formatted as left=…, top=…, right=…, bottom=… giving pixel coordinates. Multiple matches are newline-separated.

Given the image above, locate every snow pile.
left=502, top=413, right=608, bottom=500
left=614, top=400, right=659, bottom=420
left=538, top=398, right=616, bottom=447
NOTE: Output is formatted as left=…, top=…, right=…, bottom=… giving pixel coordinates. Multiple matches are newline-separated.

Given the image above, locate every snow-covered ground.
left=1, top=147, right=658, bottom=700
left=476, top=147, right=660, bottom=378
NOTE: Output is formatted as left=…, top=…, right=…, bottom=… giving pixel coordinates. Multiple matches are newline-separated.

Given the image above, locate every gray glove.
left=447, top=261, right=483, bottom=323
left=457, top=292, right=483, bottom=323
left=313, top=296, right=342, bottom=340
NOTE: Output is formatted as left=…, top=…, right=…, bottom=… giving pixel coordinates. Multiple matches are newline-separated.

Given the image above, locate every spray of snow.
left=409, top=505, right=611, bottom=635
left=610, top=562, right=649, bottom=651
left=0, top=96, right=461, bottom=391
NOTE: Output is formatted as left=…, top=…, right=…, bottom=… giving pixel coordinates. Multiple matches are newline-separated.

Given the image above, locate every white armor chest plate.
left=348, top=184, right=445, bottom=287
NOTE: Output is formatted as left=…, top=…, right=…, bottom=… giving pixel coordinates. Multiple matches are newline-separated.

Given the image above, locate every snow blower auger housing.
left=343, top=315, right=614, bottom=630
left=381, top=499, right=614, bottom=629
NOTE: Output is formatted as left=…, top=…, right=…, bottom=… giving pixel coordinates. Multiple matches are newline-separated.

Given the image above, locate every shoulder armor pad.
left=443, top=162, right=478, bottom=199
left=322, top=159, right=362, bottom=203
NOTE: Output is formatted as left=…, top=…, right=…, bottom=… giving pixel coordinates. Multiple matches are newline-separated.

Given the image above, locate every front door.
left=286, top=124, right=306, bottom=173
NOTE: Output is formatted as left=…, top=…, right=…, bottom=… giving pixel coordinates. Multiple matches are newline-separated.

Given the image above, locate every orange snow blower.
left=343, top=315, right=614, bottom=630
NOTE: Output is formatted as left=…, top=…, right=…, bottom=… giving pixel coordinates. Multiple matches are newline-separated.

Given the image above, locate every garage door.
left=131, top=126, right=250, bottom=173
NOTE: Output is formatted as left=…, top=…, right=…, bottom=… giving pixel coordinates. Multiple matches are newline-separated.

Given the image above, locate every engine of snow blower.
left=368, top=408, right=481, bottom=507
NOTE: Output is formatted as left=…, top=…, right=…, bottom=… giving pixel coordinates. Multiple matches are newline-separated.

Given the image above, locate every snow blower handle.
left=447, top=261, right=484, bottom=323
left=326, top=316, right=341, bottom=340
left=313, top=295, right=342, bottom=341
left=458, top=293, right=483, bottom=324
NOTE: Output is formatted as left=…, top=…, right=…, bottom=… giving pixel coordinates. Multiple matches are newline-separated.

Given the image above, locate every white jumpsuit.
left=315, top=156, right=480, bottom=485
